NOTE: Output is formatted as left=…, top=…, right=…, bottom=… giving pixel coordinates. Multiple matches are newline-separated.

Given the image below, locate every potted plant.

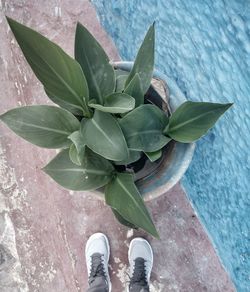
left=1, top=17, right=232, bottom=238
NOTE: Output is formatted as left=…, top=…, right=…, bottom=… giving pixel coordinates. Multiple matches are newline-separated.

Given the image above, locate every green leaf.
left=115, top=69, right=129, bottom=77
left=119, top=104, right=170, bottom=152
left=115, top=69, right=129, bottom=92
left=145, top=149, right=162, bottom=162
left=68, top=130, right=86, bottom=159
left=81, top=110, right=129, bottom=161
left=44, top=88, right=91, bottom=117
left=69, top=143, right=81, bottom=165
left=6, top=17, right=89, bottom=116
left=114, top=150, right=142, bottom=165
left=75, top=22, right=115, bottom=104
left=163, top=123, right=169, bottom=135
left=125, top=23, right=155, bottom=94
left=88, top=93, right=135, bottom=114
left=0, top=105, right=80, bottom=148
left=43, top=148, right=114, bottom=191
left=124, top=73, right=144, bottom=107
left=112, top=208, right=138, bottom=229
left=115, top=75, right=128, bottom=92
left=105, top=172, right=159, bottom=238
left=167, top=101, right=233, bottom=142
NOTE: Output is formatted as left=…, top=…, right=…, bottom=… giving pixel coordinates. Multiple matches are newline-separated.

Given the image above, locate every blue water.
left=92, top=1, right=250, bottom=291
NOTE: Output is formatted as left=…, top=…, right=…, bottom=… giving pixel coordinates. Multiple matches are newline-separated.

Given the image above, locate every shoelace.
left=130, top=257, right=148, bottom=287
left=89, top=253, right=106, bottom=284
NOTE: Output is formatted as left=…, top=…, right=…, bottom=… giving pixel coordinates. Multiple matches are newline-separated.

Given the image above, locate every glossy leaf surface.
left=145, top=149, right=162, bottom=162
left=75, top=22, right=115, bottom=104
left=45, top=88, right=87, bottom=116
left=43, top=148, right=114, bottom=190
left=112, top=208, right=138, bottom=229
left=81, top=110, right=129, bottom=161
left=124, top=73, right=144, bottom=107
left=0, top=105, right=80, bottom=148
left=69, top=144, right=81, bottom=165
left=88, top=93, right=135, bottom=114
left=125, top=24, right=155, bottom=94
left=7, top=17, right=89, bottom=116
left=68, top=130, right=86, bottom=159
left=105, top=172, right=159, bottom=238
left=114, top=150, right=142, bottom=165
left=119, top=104, right=170, bottom=152
left=115, top=75, right=128, bottom=92
left=167, top=101, right=233, bottom=142
left=115, top=69, right=129, bottom=92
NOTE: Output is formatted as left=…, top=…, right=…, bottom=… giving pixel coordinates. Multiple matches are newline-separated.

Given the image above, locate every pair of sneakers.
left=85, top=233, right=153, bottom=292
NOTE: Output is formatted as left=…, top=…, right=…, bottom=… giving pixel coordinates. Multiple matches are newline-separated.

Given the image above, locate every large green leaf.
left=0, top=105, right=80, bottom=148
left=112, top=208, right=138, bottom=229
left=125, top=23, right=155, bottom=94
left=81, top=110, right=129, bottom=161
left=105, top=172, right=159, bottom=238
left=7, top=17, right=89, bottom=116
left=88, top=93, right=135, bottom=114
left=119, top=104, right=170, bottom=152
left=167, top=101, right=233, bottom=142
left=43, top=148, right=114, bottom=191
left=124, top=73, right=144, bottom=108
left=75, top=22, right=115, bottom=104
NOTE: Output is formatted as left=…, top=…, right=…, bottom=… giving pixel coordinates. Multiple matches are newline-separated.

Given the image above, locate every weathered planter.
left=93, top=61, right=195, bottom=201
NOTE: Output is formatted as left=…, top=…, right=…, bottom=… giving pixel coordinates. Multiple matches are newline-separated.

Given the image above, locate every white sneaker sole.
left=85, top=233, right=112, bottom=292
left=127, top=238, right=153, bottom=291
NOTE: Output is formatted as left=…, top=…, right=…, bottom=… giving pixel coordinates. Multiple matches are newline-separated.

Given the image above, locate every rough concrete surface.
left=0, top=1, right=235, bottom=291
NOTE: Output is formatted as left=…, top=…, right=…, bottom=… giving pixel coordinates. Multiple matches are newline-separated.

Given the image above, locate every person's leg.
left=85, top=233, right=111, bottom=292
left=128, top=238, right=153, bottom=292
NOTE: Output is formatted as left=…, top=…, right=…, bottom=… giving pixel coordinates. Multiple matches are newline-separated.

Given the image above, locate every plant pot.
left=93, top=61, right=195, bottom=201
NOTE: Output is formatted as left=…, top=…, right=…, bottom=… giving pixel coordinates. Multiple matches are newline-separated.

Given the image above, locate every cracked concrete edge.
left=0, top=144, right=29, bottom=292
